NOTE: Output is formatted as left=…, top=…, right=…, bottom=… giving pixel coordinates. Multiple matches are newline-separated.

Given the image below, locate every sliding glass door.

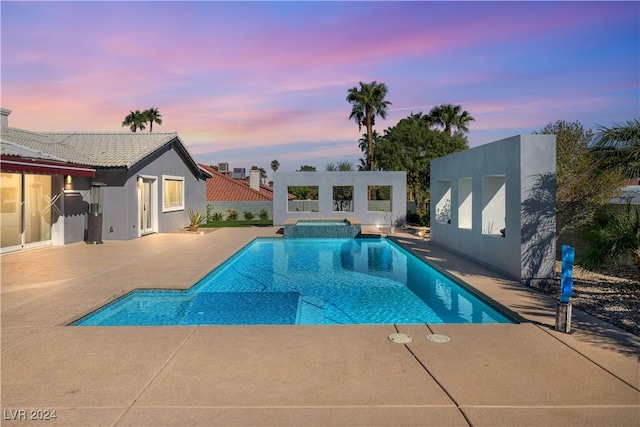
left=1, top=173, right=52, bottom=253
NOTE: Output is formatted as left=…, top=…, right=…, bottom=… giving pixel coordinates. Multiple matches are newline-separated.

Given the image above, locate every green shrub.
left=418, top=208, right=430, bottom=227
left=408, top=208, right=430, bottom=226
left=226, top=209, right=239, bottom=221
left=258, top=207, right=269, bottom=221
left=206, top=205, right=224, bottom=222
left=243, top=211, right=255, bottom=220
left=188, top=209, right=206, bottom=227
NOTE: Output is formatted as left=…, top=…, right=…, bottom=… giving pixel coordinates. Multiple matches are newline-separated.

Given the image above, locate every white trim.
left=137, top=175, right=158, bottom=237
left=162, top=175, right=185, bottom=212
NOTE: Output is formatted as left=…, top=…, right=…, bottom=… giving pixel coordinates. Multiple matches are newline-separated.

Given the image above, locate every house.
left=1, top=108, right=210, bottom=253
left=610, top=179, right=640, bottom=205
left=199, top=164, right=276, bottom=219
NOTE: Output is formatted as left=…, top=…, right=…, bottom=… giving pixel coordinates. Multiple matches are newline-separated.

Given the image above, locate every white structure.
left=431, top=135, right=556, bottom=285
left=273, top=171, right=406, bottom=226
left=610, top=185, right=640, bottom=204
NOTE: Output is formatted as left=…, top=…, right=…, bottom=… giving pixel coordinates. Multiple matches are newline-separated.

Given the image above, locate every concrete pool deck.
left=1, top=227, right=638, bottom=426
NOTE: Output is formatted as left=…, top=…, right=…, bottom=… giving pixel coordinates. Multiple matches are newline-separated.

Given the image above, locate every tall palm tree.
left=121, top=110, right=146, bottom=132
left=592, top=118, right=640, bottom=179
left=358, top=130, right=381, bottom=171
left=259, top=167, right=267, bottom=184
left=143, top=107, right=163, bottom=132
left=428, top=104, right=474, bottom=135
left=270, top=159, right=279, bottom=173
left=347, top=81, right=391, bottom=171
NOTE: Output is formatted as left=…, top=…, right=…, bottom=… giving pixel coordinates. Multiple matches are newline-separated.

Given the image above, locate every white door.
left=138, top=178, right=155, bottom=235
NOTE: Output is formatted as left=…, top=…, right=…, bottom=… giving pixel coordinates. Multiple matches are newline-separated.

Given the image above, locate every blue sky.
left=2, top=1, right=638, bottom=176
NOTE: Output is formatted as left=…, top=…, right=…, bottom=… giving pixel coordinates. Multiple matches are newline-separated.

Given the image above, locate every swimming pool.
left=72, top=238, right=515, bottom=326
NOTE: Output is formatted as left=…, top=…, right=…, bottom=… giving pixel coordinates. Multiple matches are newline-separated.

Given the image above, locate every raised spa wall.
left=283, top=218, right=362, bottom=238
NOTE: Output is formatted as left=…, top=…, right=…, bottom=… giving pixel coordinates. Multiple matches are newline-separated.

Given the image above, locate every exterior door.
left=138, top=177, right=155, bottom=235
left=1, top=173, right=52, bottom=253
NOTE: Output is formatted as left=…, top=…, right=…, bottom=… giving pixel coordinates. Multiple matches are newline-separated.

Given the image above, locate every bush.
left=226, top=209, right=239, bottom=221
left=206, top=205, right=224, bottom=222
left=407, top=208, right=430, bottom=226
left=188, top=209, right=206, bottom=227
left=243, top=211, right=255, bottom=220
left=258, top=207, right=269, bottom=221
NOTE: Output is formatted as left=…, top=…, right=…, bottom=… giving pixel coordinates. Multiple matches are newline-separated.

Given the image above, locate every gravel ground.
left=533, top=261, right=639, bottom=337
left=167, top=227, right=219, bottom=234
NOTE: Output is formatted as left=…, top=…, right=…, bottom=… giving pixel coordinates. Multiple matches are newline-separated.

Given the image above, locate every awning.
left=1, top=156, right=96, bottom=177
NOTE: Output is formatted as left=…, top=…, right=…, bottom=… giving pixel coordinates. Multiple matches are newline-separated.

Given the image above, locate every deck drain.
left=426, top=334, right=450, bottom=343
left=388, top=333, right=413, bottom=344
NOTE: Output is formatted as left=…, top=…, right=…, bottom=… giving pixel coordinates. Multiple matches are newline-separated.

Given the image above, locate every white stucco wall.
left=430, top=134, right=556, bottom=285
left=273, top=171, right=406, bottom=226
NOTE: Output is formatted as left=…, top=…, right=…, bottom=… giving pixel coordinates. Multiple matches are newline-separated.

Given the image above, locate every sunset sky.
left=2, top=1, right=638, bottom=175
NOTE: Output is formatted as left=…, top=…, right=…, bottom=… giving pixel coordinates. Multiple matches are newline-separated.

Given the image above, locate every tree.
left=427, top=104, right=474, bottom=135
left=121, top=110, right=146, bottom=132
left=376, top=112, right=468, bottom=209
left=259, top=167, right=267, bottom=184
left=297, top=165, right=316, bottom=171
left=325, top=160, right=354, bottom=171
left=534, top=120, right=625, bottom=236
left=347, top=81, right=392, bottom=171
left=592, top=118, right=640, bottom=179
left=270, top=159, right=280, bottom=173
left=579, top=201, right=640, bottom=275
left=357, top=130, right=382, bottom=171
left=143, top=107, right=162, bottom=132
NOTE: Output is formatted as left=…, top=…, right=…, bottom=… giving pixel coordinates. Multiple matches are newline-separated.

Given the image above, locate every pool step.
left=297, top=296, right=325, bottom=324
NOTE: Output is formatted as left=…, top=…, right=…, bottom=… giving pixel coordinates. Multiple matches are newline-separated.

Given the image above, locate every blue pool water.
left=73, top=238, right=514, bottom=326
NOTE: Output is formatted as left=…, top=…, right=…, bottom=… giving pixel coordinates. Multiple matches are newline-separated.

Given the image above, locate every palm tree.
left=270, top=159, right=279, bottom=173
left=358, top=130, right=381, bottom=171
left=428, top=104, right=475, bottom=135
left=121, top=110, right=146, bottom=132
left=143, top=107, right=163, bottom=132
left=580, top=201, right=640, bottom=276
left=347, top=81, right=391, bottom=171
left=592, top=118, right=640, bottom=179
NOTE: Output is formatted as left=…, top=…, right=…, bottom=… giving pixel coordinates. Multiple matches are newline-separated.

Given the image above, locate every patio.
left=1, top=227, right=638, bottom=426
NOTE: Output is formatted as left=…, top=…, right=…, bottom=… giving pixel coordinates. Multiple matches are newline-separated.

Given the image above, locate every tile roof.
left=1, top=140, right=67, bottom=162
left=199, top=164, right=274, bottom=202
left=0, top=127, right=183, bottom=168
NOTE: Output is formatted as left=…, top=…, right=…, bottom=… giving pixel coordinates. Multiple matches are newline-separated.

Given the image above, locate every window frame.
left=162, top=175, right=185, bottom=212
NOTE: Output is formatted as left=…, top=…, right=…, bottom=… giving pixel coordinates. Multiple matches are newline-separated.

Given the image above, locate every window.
left=367, top=185, right=392, bottom=212
left=163, top=176, right=184, bottom=212
left=435, top=181, right=451, bottom=224
left=287, top=186, right=319, bottom=212
left=458, top=178, right=472, bottom=229
left=333, top=186, right=354, bottom=212
left=482, top=175, right=506, bottom=236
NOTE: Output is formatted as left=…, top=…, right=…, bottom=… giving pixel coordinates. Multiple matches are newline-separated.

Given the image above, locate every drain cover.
left=426, top=334, right=450, bottom=343
left=388, top=333, right=413, bottom=344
